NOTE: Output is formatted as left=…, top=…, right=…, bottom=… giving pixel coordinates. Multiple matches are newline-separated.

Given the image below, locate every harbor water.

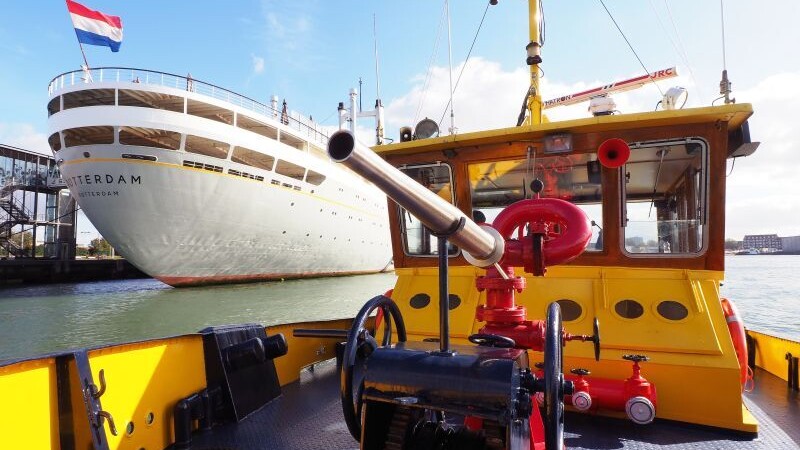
left=0, top=256, right=797, bottom=361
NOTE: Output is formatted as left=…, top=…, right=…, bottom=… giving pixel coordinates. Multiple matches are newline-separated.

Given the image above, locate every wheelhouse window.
left=399, top=163, right=458, bottom=257
left=468, top=152, right=603, bottom=252
left=623, top=138, right=707, bottom=254
left=119, top=127, right=180, bottom=150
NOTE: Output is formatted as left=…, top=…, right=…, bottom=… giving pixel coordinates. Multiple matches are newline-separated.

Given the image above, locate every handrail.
left=48, top=67, right=328, bottom=145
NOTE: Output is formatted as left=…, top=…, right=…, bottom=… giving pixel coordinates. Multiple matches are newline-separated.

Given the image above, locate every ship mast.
left=526, top=0, right=543, bottom=125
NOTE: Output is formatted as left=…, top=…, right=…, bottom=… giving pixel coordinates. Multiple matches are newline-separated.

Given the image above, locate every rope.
left=598, top=0, right=664, bottom=96
left=438, top=1, right=492, bottom=128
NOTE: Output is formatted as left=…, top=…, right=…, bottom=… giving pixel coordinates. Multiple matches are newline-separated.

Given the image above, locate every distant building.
left=781, top=236, right=800, bottom=252
left=742, top=234, right=782, bottom=251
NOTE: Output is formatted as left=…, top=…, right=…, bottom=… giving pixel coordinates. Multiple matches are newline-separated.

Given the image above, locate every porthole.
left=615, top=299, right=644, bottom=319
left=145, top=412, right=154, bottom=425
left=657, top=300, right=689, bottom=321
left=555, top=299, right=582, bottom=322
left=126, top=421, right=135, bottom=435
left=448, top=294, right=461, bottom=310
left=410, top=293, right=430, bottom=309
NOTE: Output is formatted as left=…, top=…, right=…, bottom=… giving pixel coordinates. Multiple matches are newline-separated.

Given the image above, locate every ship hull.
left=58, top=146, right=392, bottom=286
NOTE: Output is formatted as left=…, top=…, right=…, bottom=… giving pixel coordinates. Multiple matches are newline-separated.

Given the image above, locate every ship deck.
left=186, top=359, right=799, bottom=450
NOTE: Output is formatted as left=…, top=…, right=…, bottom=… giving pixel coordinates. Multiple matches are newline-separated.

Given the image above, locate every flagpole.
left=66, top=0, right=90, bottom=71
left=77, top=41, right=90, bottom=70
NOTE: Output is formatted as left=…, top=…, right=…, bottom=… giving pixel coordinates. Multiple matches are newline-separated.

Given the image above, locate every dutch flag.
left=67, top=0, right=123, bottom=52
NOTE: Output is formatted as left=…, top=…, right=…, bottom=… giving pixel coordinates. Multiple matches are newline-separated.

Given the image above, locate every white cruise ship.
left=46, top=67, right=392, bottom=286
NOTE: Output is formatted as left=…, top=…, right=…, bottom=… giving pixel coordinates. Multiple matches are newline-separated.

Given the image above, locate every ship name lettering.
left=66, top=174, right=142, bottom=187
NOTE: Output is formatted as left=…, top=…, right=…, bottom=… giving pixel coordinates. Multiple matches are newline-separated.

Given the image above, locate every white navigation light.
left=662, top=86, right=688, bottom=110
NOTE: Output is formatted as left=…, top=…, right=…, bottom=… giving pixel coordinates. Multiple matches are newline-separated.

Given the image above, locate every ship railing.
left=48, top=67, right=328, bottom=145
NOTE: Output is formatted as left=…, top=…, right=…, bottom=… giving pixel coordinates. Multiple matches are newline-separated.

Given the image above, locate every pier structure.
left=0, top=143, right=146, bottom=284
left=0, top=144, right=74, bottom=260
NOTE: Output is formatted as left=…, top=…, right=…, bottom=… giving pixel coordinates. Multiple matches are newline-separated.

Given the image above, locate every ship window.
left=275, top=160, right=305, bottom=181
left=63, top=126, right=114, bottom=147
left=118, top=89, right=183, bottom=112
left=187, top=99, right=234, bottom=124
left=555, top=299, right=583, bottom=322
left=237, top=115, right=278, bottom=140
left=399, top=163, right=459, bottom=257
left=47, top=97, right=60, bottom=116
left=615, top=299, right=644, bottom=319
left=231, top=146, right=274, bottom=171
left=623, top=138, right=707, bottom=255
left=468, top=152, right=603, bottom=252
left=63, top=89, right=115, bottom=110
left=305, top=170, right=326, bottom=186
left=48, top=133, right=61, bottom=152
left=657, top=300, right=689, bottom=321
left=185, top=135, right=230, bottom=159
left=228, top=169, right=264, bottom=181
left=119, top=127, right=180, bottom=150
left=280, top=132, right=306, bottom=151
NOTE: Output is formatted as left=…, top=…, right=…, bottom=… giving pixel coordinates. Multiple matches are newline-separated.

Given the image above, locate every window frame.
left=397, top=162, right=460, bottom=258
left=620, top=137, right=709, bottom=258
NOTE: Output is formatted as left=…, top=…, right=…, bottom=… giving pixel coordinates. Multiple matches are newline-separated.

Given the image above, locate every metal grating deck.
left=185, top=361, right=799, bottom=450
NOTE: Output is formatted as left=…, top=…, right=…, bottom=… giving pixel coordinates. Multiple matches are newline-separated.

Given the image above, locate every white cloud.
left=382, top=60, right=800, bottom=240
left=0, top=122, right=49, bottom=155
left=252, top=55, right=265, bottom=74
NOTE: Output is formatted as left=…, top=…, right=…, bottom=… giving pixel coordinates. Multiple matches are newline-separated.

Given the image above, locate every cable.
left=438, top=1, right=491, bottom=128
left=726, top=157, right=736, bottom=177
left=413, top=2, right=448, bottom=126
left=598, top=0, right=664, bottom=96
left=648, top=0, right=705, bottom=103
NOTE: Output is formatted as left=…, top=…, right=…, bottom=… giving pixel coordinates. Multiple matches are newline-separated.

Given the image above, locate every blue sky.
left=1, top=1, right=798, bottom=242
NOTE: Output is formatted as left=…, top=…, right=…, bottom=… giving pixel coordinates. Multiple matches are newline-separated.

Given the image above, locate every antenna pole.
left=445, top=0, right=456, bottom=135
left=373, top=14, right=381, bottom=102
left=718, top=0, right=734, bottom=104
left=526, top=0, right=543, bottom=125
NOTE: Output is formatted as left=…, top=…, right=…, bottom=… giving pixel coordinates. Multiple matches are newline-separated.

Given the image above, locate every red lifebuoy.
left=491, top=198, right=591, bottom=267
left=720, top=298, right=752, bottom=391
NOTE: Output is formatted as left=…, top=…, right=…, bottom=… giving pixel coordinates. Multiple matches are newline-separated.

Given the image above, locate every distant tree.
left=89, top=237, right=112, bottom=257
left=8, top=231, right=33, bottom=253
left=724, top=239, right=741, bottom=251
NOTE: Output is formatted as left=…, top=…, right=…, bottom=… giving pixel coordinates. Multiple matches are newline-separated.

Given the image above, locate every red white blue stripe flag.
left=67, top=0, right=123, bottom=52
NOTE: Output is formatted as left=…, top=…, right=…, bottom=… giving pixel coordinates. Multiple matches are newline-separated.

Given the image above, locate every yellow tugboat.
left=1, top=1, right=798, bottom=449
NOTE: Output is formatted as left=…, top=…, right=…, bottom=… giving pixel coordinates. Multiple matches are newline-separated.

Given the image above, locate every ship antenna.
left=716, top=0, right=735, bottom=104
left=445, top=0, right=456, bottom=135
left=373, top=14, right=381, bottom=104
left=373, top=13, right=385, bottom=144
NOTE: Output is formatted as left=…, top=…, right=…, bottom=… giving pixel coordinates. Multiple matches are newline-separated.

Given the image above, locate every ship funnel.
left=597, top=138, right=630, bottom=168
left=328, top=130, right=504, bottom=267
